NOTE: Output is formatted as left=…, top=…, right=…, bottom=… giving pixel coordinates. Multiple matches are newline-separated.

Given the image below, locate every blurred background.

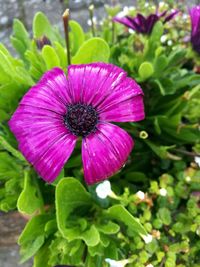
left=0, top=0, right=198, bottom=51
left=0, top=0, right=134, bottom=51
left=0, top=0, right=199, bottom=267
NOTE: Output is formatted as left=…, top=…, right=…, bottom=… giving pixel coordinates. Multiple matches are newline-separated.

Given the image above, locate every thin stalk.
left=112, top=20, right=115, bottom=43
left=171, top=148, right=200, bottom=158
left=62, top=9, right=71, bottom=65
left=89, top=4, right=95, bottom=37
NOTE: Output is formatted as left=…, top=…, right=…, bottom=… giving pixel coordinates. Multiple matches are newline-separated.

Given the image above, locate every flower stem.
left=171, top=148, right=200, bottom=158
left=89, top=4, right=95, bottom=37
left=112, top=20, right=115, bottom=43
left=62, top=9, right=71, bottom=65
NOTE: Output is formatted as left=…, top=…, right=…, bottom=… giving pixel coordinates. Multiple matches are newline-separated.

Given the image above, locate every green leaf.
left=12, top=19, right=30, bottom=47
left=69, top=20, right=85, bottom=55
left=0, top=136, right=27, bottom=163
left=168, top=48, right=186, bottom=67
left=154, top=78, right=174, bottom=95
left=0, top=152, right=22, bottom=180
left=54, top=41, right=67, bottom=69
left=14, top=67, right=34, bottom=86
left=42, top=45, right=60, bottom=69
left=81, top=225, right=100, bottom=247
left=49, top=237, right=85, bottom=266
left=88, top=242, right=105, bottom=257
left=144, top=140, right=175, bottom=159
left=0, top=109, right=9, bottom=122
left=11, top=37, right=26, bottom=59
left=96, top=221, right=120, bottom=234
left=33, top=242, right=51, bottom=267
left=33, top=12, right=57, bottom=41
left=154, top=55, right=168, bottom=76
left=56, top=177, right=92, bottom=237
left=0, top=50, right=15, bottom=75
left=138, top=62, right=154, bottom=80
left=72, top=37, right=110, bottom=64
left=105, top=241, right=118, bottom=260
left=11, top=19, right=30, bottom=57
left=150, top=21, right=164, bottom=43
left=158, top=207, right=172, bottom=225
left=18, top=215, right=50, bottom=263
left=59, top=225, right=100, bottom=247
left=17, top=171, right=44, bottom=215
left=104, top=204, right=147, bottom=236
left=25, top=49, right=46, bottom=79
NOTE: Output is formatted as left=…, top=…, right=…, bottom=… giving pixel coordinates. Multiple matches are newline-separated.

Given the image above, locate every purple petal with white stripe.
left=82, top=123, right=134, bottom=185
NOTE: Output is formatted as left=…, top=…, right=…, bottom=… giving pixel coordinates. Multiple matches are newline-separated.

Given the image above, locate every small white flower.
left=182, top=14, right=188, bottom=20
left=123, top=6, right=130, bottom=14
left=96, top=180, right=112, bottom=199
left=159, top=188, right=167, bottom=196
left=195, top=156, right=200, bottom=167
left=159, top=2, right=166, bottom=8
left=136, top=190, right=145, bottom=200
left=141, top=234, right=153, bottom=244
left=146, top=264, right=154, bottom=267
left=167, top=40, right=173, bottom=46
left=128, top=29, right=135, bottom=34
left=105, top=258, right=130, bottom=267
left=185, top=176, right=191, bottom=183
left=196, top=227, right=200, bottom=236
left=87, top=16, right=97, bottom=26
left=160, top=35, right=167, bottom=43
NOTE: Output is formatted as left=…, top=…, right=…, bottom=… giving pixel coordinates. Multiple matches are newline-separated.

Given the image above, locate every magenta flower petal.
left=9, top=68, right=77, bottom=183
left=82, top=123, right=134, bottom=185
left=67, top=63, right=126, bottom=107
left=100, top=95, right=144, bottom=122
left=33, top=133, right=76, bottom=182
left=97, top=77, right=144, bottom=122
left=114, top=9, right=179, bottom=35
left=113, top=16, right=135, bottom=29
left=9, top=105, right=77, bottom=182
left=20, top=67, right=72, bottom=114
left=9, top=63, right=145, bottom=185
left=189, top=5, right=200, bottom=54
left=164, top=10, right=179, bottom=23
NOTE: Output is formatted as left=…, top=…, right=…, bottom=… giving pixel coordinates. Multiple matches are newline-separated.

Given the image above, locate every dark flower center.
left=64, top=104, right=98, bottom=137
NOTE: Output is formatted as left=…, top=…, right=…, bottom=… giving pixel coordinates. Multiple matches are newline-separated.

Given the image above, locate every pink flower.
left=9, top=63, right=145, bottom=185
left=113, top=10, right=179, bottom=35
left=189, top=5, right=200, bottom=54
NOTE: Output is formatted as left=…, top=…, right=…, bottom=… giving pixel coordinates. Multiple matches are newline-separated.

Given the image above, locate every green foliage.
left=33, top=12, right=63, bottom=44
left=42, top=45, right=61, bottom=69
left=72, top=37, right=110, bottom=64
left=11, top=19, right=31, bottom=60
left=104, top=204, right=147, bottom=236
left=69, top=20, right=85, bottom=55
left=138, top=61, right=154, bottom=80
left=18, top=214, right=52, bottom=263
left=0, top=4, right=200, bottom=267
left=17, top=171, right=44, bottom=215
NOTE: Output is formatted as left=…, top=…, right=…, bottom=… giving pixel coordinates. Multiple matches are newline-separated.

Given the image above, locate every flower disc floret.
left=65, top=104, right=98, bottom=137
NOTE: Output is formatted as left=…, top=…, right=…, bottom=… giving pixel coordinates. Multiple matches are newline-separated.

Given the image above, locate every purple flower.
left=189, top=5, right=200, bottom=54
left=9, top=63, right=144, bottom=185
left=113, top=10, right=179, bottom=35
